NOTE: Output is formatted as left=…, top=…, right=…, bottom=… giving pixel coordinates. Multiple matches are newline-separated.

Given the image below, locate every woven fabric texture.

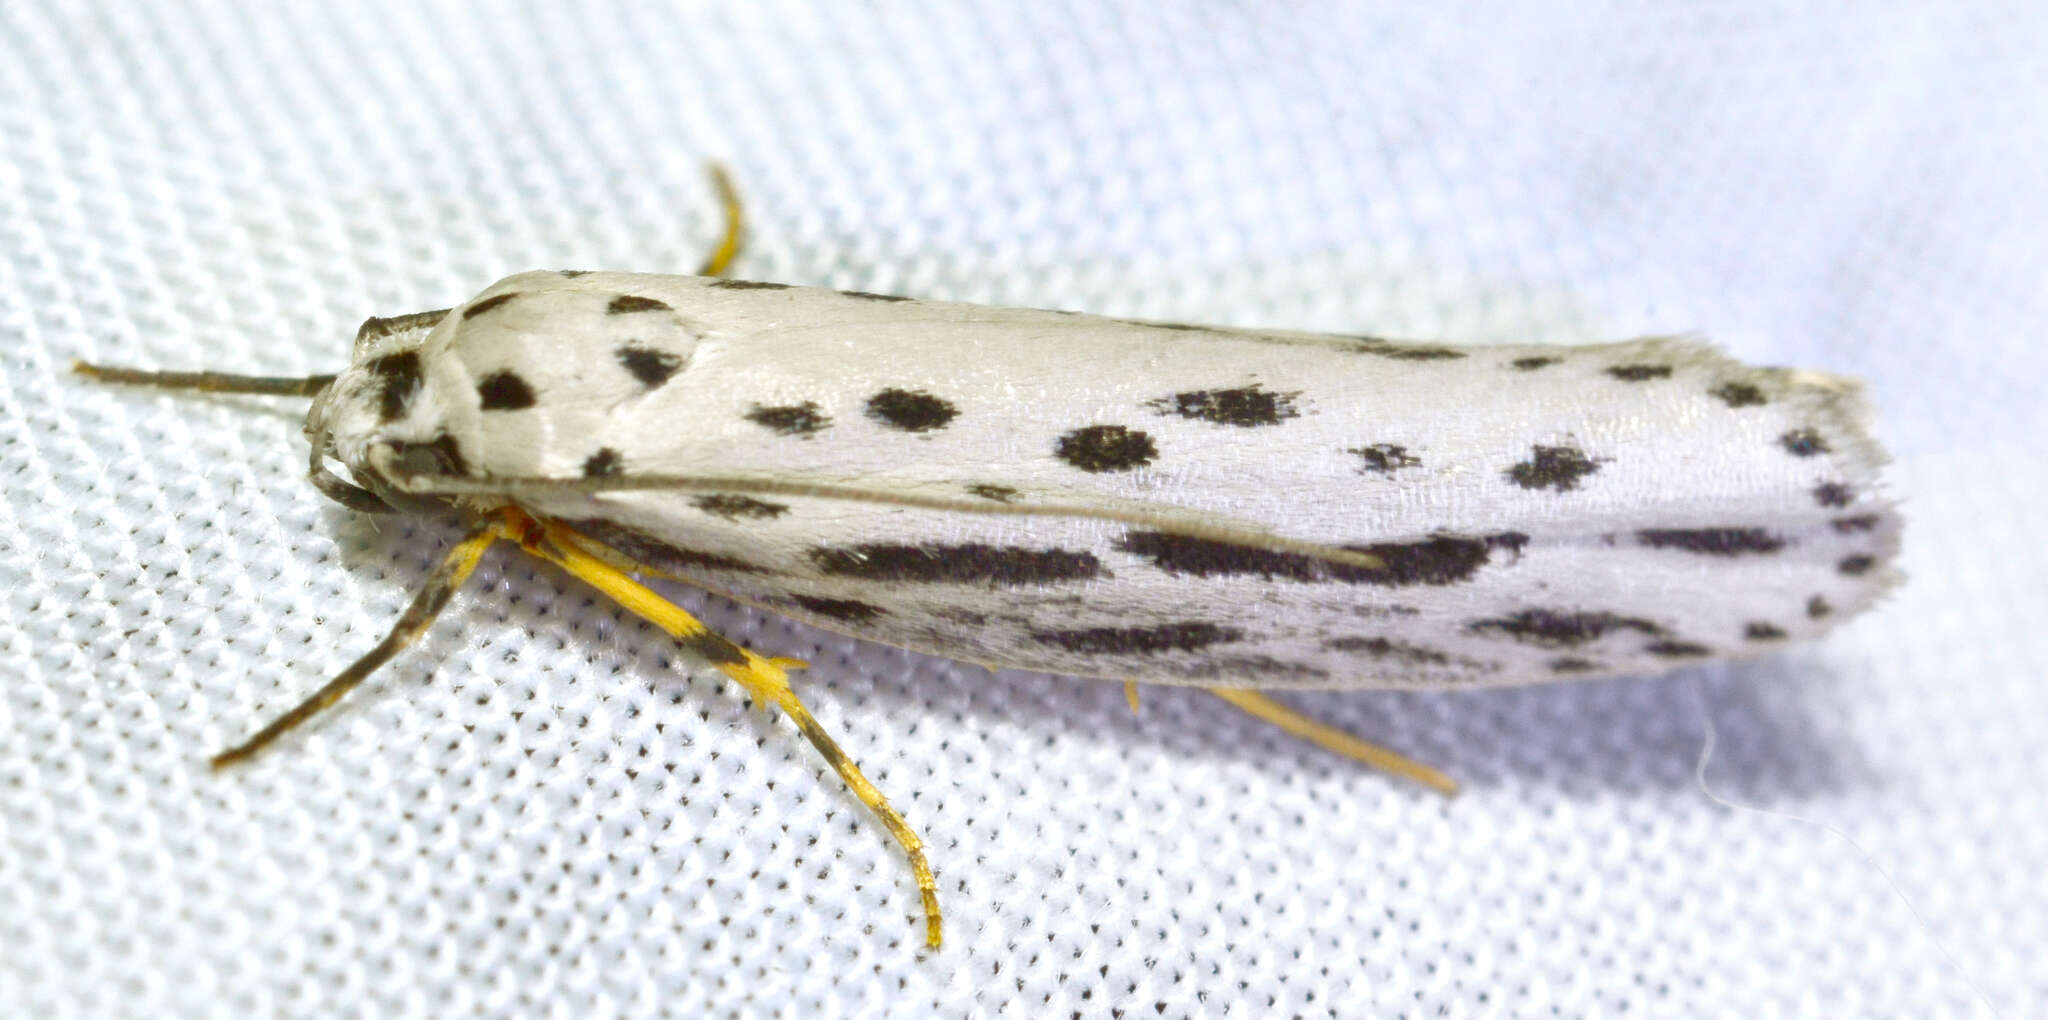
left=2, top=4, right=2039, bottom=1016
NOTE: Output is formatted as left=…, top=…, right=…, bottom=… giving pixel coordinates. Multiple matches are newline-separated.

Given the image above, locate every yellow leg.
left=503, top=509, right=943, bottom=948
left=1205, top=687, right=1459, bottom=796
left=1123, top=680, right=1141, bottom=713
left=696, top=164, right=744, bottom=278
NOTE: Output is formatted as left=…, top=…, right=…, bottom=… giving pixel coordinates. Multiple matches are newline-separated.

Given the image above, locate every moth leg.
left=1124, top=680, right=1142, bottom=713
left=1204, top=688, right=1459, bottom=796
left=211, top=520, right=501, bottom=767
left=505, top=508, right=943, bottom=948
left=696, top=164, right=744, bottom=278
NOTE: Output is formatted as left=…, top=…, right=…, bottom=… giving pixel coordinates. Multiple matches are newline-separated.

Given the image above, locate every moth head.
left=304, top=315, right=466, bottom=515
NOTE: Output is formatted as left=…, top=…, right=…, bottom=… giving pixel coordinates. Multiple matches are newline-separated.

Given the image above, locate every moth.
left=75, top=173, right=1900, bottom=948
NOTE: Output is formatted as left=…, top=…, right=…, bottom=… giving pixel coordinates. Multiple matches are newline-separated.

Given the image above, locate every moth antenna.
left=510, top=509, right=943, bottom=948
left=73, top=359, right=336, bottom=397
left=1205, top=687, right=1458, bottom=796
left=210, top=521, right=500, bottom=768
left=695, top=163, right=744, bottom=278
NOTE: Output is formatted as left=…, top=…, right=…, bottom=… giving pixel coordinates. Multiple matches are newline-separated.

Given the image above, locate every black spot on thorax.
left=476, top=370, right=536, bottom=410
left=865, top=388, right=958, bottom=432
left=617, top=344, right=685, bottom=388
left=1055, top=425, right=1157, bottom=472
left=607, top=295, right=671, bottom=314
left=462, top=293, right=519, bottom=319
left=368, top=351, right=423, bottom=423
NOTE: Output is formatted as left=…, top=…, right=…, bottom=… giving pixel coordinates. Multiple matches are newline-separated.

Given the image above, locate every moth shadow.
left=319, top=509, right=1860, bottom=806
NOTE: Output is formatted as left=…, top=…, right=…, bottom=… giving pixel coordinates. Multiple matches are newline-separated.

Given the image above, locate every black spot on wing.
left=710, top=279, right=790, bottom=290
left=966, top=483, right=1018, bottom=502
left=1813, top=482, right=1855, bottom=507
left=462, top=293, right=519, bottom=319
left=1511, top=356, right=1559, bottom=371
left=789, top=596, right=886, bottom=622
left=1807, top=596, right=1833, bottom=619
left=1745, top=622, right=1787, bottom=641
left=1549, top=657, right=1601, bottom=674
left=1030, top=621, right=1243, bottom=655
left=1485, top=532, right=1531, bottom=559
left=476, top=370, right=536, bottom=410
left=1606, top=364, right=1673, bottom=381
left=1712, top=382, right=1767, bottom=408
left=1838, top=555, right=1877, bottom=576
left=1636, top=528, right=1786, bottom=555
left=865, top=388, right=958, bottom=432
left=745, top=402, right=831, bottom=437
left=607, top=295, right=671, bottom=314
left=369, top=351, right=422, bottom=423
left=1148, top=385, right=1300, bottom=427
left=1468, top=609, right=1665, bottom=647
left=1350, top=444, right=1420, bottom=474
left=1116, top=532, right=1495, bottom=587
left=383, top=434, right=468, bottom=478
left=839, top=290, right=912, bottom=302
left=1645, top=640, right=1713, bottom=658
left=565, top=518, right=767, bottom=575
left=1832, top=514, right=1883, bottom=534
left=809, top=542, right=1103, bottom=584
left=1055, top=425, right=1157, bottom=472
left=616, top=344, right=685, bottom=388
left=1505, top=445, right=1601, bottom=491
left=1321, top=636, right=1450, bottom=665
left=557, top=269, right=592, bottom=277
left=1780, top=429, right=1830, bottom=457
left=582, top=447, right=622, bottom=477
left=1356, top=344, right=1466, bottom=361
left=692, top=494, right=789, bottom=521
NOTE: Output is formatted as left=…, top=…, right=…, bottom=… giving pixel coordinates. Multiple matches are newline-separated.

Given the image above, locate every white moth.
left=76, top=181, right=1900, bottom=949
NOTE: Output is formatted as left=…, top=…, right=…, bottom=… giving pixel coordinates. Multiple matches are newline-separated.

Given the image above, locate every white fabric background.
left=3, top=3, right=2040, bottom=1016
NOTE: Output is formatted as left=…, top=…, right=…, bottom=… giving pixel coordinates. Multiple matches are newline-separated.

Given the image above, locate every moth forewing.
left=73, top=202, right=1900, bottom=949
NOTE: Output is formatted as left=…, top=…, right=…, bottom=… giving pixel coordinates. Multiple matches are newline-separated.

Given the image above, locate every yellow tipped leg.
left=211, top=521, right=500, bottom=767
left=1205, top=687, right=1459, bottom=796
left=696, top=164, right=744, bottom=278
left=1124, top=680, right=1141, bottom=714
left=507, top=509, right=943, bottom=948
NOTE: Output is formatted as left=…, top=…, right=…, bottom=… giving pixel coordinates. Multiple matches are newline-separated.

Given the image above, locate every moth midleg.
left=211, top=520, right=501, bottom=767
left=510, top=509, right=943, bottom=948
left=1203, top=688, right=1459, bottom=796
left=696, top=163, right=744, bottom=278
